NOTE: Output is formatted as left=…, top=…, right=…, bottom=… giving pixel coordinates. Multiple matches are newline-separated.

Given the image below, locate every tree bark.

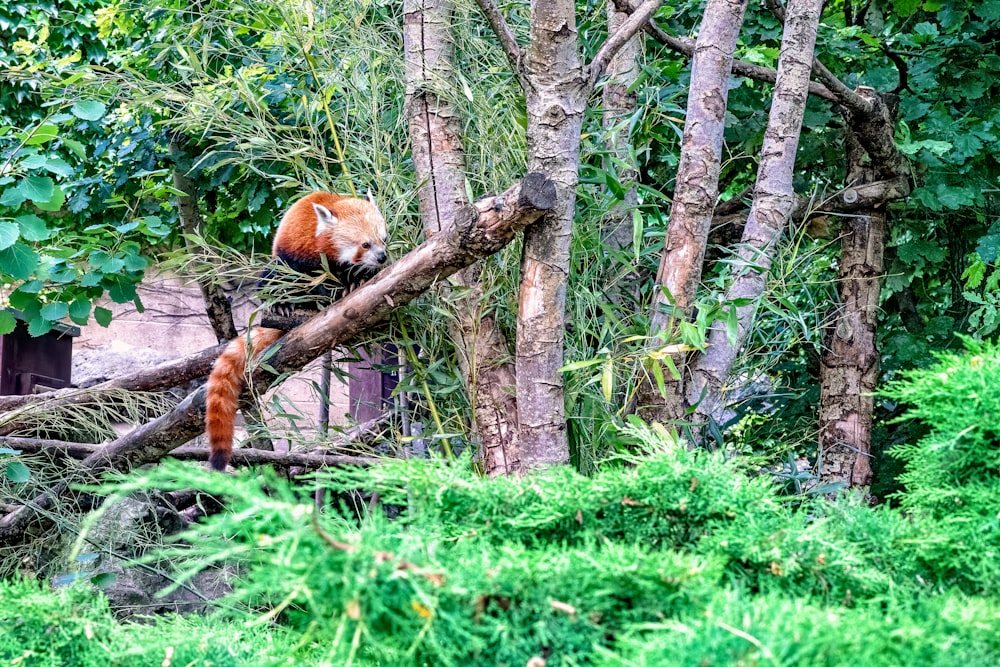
left=686, top=0, right=824, bottom=427
left=0, top=175, right=555, bottom=545
left=403, top=0, right=522, bottom=475
left=514, top=0, right=588, bottom=468
left=818, top=210, right=883, bottom=491
left=638, top=0, right=748, bottom=422
left=817, top=126, right=888, bottom=493
left=473, top=0, right=660, bottom=468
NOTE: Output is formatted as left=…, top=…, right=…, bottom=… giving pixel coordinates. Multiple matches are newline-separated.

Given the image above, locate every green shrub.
left=0, top=577, right=304, bottom=666
left=600, top=589, right=1000, bottom=667
left=0, top=577, right=115, bottom=667
left=882, top=337, right=1000, bottom=591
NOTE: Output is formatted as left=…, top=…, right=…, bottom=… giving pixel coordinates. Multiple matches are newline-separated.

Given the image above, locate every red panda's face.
left=312, top=196, right=388, bottom=271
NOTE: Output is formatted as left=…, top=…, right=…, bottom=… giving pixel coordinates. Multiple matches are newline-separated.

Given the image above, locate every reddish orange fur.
left=205, top=191, right=386, bottom=471
left=206, top=327, right=284, bottom=470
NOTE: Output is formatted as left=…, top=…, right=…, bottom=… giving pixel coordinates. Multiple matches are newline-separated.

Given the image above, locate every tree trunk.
left=515, top=0, right=586, bottom=469
left=403, top=0, right=522, bottom=475
left=817, top=128, right=887, bottom=493
left=687, top=0, right=824, bottom=427
left=639, top=0, right=748, bottom=422
left=817, top=211, right=883, bottom=491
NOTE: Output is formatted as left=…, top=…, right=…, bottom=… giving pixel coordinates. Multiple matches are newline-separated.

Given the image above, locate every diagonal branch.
left=586, top=0, right=664, bottom=90
left=0, top=174, right=556, bottom=546
left=472, top=0, right=524, bottom=86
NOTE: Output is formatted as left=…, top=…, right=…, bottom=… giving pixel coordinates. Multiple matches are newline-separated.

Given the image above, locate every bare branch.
left=472, top=0, right=524, bottom=85
left=587, top=0, right=664, bottom=90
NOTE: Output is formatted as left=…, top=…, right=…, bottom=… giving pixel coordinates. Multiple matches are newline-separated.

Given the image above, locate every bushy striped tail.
left=205, top=327, right=283, bottom=470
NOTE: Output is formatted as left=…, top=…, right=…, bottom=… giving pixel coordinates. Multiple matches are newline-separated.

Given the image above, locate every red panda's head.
left=311, top=190, right=388, bottom=272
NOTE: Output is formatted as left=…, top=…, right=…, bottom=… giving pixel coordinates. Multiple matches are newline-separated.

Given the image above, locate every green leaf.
left=22, top=124, right=58, bottom=146
left=0, top=187, right=26, bottom=208
left=80, top=271, right=103, bottom=287
left=68, top=299, right=91, bottom=325
left=91, top=572, right=116, bottom=588
left=0, top=221, right=20, bottom=250
left=33, top=184, right=65, bottom=212
left=122, top=251, right=149, bottom=272
left=108, top=276, right=138, bottom=303
left=62, top=138, right=86, bottom=160
left=5, top=461, right=30, bottom=483
left=94, top=306, right=113, bottom=327
left=15, top=214, right=49, bottom=241
left=0, top=310, right=15, bottom=335
left=975, top=235, right=1000, bottom=263
left=0, top=243, right=39, bottom=280
left=39, top=301, right=69, bottom=321
left=17, top=175, right=55, bottom=204
left=71, top=100, right=107, bottom=121
left=28, top=317, right=53, bottom=336
left=42, top=157, right=75, bottom=178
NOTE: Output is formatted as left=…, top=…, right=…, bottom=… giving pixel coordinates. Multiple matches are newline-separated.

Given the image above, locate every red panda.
left=205, top=191, right=388, bottom=471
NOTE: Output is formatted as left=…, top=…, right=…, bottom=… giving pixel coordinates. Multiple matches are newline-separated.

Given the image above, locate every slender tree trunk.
left=403, top=0, right=522, bottom=475
left=687, top=0, right=825, bottom=427
left=639, top=0, right=748, bottom=422
left=516, top=0, right=586, bottom=468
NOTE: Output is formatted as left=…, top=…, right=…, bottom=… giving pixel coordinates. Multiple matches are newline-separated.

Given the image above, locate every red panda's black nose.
left=376, top=249, right=387, bottom=264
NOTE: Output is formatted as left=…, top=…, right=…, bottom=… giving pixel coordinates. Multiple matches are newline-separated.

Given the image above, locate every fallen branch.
left=0, top=173, right=556, bottom=546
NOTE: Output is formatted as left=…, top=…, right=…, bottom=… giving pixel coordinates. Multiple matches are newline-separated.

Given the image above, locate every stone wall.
left=72, top=273, right=357, bottom=450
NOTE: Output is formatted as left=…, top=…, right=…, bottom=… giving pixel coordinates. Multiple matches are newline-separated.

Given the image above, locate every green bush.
left=883, top=337, right=1000, bottom=591
left=0, top=577, right=115, bottom=667
left=0, top=577, right=303, bottom=666
left=600, top=589, right=1000, bottom=667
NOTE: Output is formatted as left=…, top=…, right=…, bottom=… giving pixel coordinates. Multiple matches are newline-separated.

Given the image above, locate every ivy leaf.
left=0, top=243, right=39, bottom=280
left=0, top=221, right=20, bottom=250
left=5, top=461, right=30, bottom=483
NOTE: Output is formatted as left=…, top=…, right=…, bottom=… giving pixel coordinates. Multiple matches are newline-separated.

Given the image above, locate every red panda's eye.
left=362, top=242, right=371, bottom=249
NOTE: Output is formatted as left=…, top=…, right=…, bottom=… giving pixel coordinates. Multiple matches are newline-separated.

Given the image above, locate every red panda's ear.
left=312, top=203, right=338, bottom=235
left=366, top=188, right=375, bottom=206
